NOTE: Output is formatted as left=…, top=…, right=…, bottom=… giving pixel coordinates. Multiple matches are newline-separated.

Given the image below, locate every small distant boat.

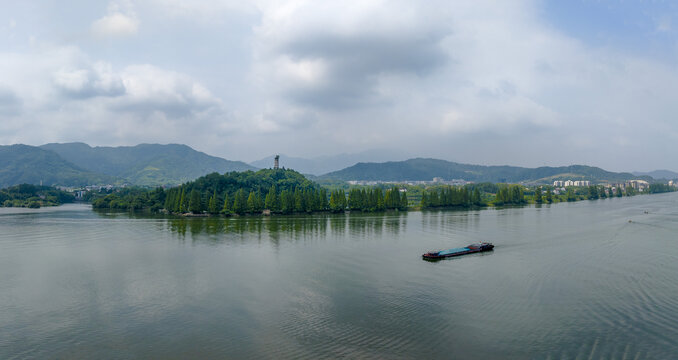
left=422, top=242, right=494, bottom=260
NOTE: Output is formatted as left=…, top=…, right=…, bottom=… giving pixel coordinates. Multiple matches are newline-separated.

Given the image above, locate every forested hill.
left=40, top=143, right=255, bottom=186
left=0, top=145, right=117, bottom=188
left=93, top=169, right=323, bottom=213
left=321, top=158, right=652, bottom=184
left=1, top=184, right=75, bottom=208
left=633, top=170, right=678, bottom=180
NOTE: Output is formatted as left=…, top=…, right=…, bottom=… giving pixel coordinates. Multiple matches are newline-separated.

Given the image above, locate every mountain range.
left=0, top=143, right=671, bottom=188
left=0, top=143, right=254, bottom=188
left=632, top=170, right=678, bottom=180
left=0, top=145, right=116, bottom=188
left=320, top=158, right=654, bottom=184
left=249, top=149, right=409, bottom=175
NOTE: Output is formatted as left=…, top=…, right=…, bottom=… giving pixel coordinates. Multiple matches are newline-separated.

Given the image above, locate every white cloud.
left=0, top=44, right=224, bottom=147
left=92, top=13, right=139, bottom=37
left=2, top=0, right=678, bottom=170
left=91, top=1, right=139, bottom=37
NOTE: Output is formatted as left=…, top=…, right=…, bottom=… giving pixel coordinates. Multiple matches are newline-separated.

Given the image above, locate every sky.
left=1, top=0, right=677, bottom=171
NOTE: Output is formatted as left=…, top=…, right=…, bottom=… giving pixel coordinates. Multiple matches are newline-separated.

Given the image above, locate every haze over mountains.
left=321, top=158, right=656, bottom=184
left=0, top=145, right=116, bottom=188
left=0, top=143, right=674, bottom=188
left=0, top=143, right=253, bottom=188
left=250, top=149, right=409, bottom=175
left=632, top=170, right=678, bottom=180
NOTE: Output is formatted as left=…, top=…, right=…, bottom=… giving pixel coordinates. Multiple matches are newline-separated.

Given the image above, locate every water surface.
left=1, top=193, right=677, bottom=359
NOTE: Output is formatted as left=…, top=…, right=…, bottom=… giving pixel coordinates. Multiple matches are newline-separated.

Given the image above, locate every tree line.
left=493, top=185, right=526, bottom=206
left=0, top=184, right=74, bottom=208
left=92, top=169, right=410, bottom=215
left=420, top=185, right=484, bottom=208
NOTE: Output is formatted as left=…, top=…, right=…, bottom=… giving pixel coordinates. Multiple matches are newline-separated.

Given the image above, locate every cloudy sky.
left=1, top=0, right=677, bottom=171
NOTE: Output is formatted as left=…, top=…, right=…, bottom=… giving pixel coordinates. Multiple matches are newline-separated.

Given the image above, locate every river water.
left=1, top=193, right=677, bottom=359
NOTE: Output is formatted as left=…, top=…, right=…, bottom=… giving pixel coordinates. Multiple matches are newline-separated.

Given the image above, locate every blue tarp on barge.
left=437, top=247, right=470, bottom=256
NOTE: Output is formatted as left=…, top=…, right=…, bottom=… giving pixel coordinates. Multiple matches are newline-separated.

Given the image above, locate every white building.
left=628, top=180, right=649, bottom=191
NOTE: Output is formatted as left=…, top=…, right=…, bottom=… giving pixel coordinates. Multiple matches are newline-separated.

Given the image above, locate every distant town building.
left=669, top=180, right=675, bottom=187
left=274, top=155, right=279, bottom=170
left=554, top=180, right=590, bottom=187
left=627, top=180, right=649, bottom=191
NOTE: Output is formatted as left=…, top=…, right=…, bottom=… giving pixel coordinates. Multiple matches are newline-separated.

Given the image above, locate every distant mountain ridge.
left=321, top=158, right=653, bottom=184
left=2, top=144, right=663, bottom=188
left=632, top=170, right=678, bottom=180
left=0, top=145, right=117, bottom=188
left=0, top=143, right=255, bottom=187
left=40, top=143, right=255, bottom=185
left=250, top=149, right=409, bottom=175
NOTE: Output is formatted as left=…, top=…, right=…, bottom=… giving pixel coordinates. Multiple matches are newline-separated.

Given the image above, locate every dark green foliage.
left=265, top=185, right=280, bottom=212
left=587, top=186, right=599, bottom=200
left=247, top=191, right=263, bottom=213
left=494, top=185, right=526, bottom=206
left=420, top=185, right=482, bottom=208
left=599, top=186, right=607, bottom=199
left=222, top=193, right=231, bottom=214
left=208, top=190, right=219, bottom=214
left=545, top=188, right=553, bottom=203
left=566, top=188, right=576, bottom=202
left=384, top=187, right=407, bottom=210
left=233, top=189, right=247, bottom=214
left=92, top=187, right=165, bottom=211
left=329, top=189, right=347, bottom=212
left=189, top=189, right=202, bottom=213
left=0, top=184, right=75, bottom=208
left=648, top=184, right=677, bottom=193
left=534, top=186, right=543, bottom=204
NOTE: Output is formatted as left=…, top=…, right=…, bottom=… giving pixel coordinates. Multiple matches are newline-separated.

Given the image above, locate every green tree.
left=587, top=185, right=599, bottom=200
left=566, top=188, right=576, bottom=202
left=265, top=185, right=280, bottom=212
left=534, top=186, right=543, bottom=204
left=233, top=189, right=247, bottom=214
left=329, top=190, right=345, bottom=212
left=247, top=191, right=257, bottom=213
left=208, top=190, right=218, bottom=214
left=188, top=189, right=202, bottom=213
left=179, top=188, right=186, bottom=213
left=472, top=188, right=481, bottom=206
left=222, top=192, right=231, bottom=214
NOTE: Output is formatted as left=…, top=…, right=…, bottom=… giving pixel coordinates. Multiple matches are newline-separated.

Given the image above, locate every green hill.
left=93, top=169, right=324, bottom=214
left=0, top=184, right=75, bottom=208
left=321, top=158, right=652, bottom=184
left=40, top=143, right=256, bottom=186
left=0, top=145, right=118, bottom=188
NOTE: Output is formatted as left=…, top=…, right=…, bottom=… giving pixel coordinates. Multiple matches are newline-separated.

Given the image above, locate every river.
left=1, top=193, right=677, bottom=359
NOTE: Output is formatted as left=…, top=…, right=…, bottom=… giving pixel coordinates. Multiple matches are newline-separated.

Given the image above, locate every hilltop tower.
left=274, top=155, right=280, bottom=170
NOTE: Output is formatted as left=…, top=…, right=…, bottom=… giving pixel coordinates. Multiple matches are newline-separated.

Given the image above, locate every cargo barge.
left=422, top=242, right=494, bottom=260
